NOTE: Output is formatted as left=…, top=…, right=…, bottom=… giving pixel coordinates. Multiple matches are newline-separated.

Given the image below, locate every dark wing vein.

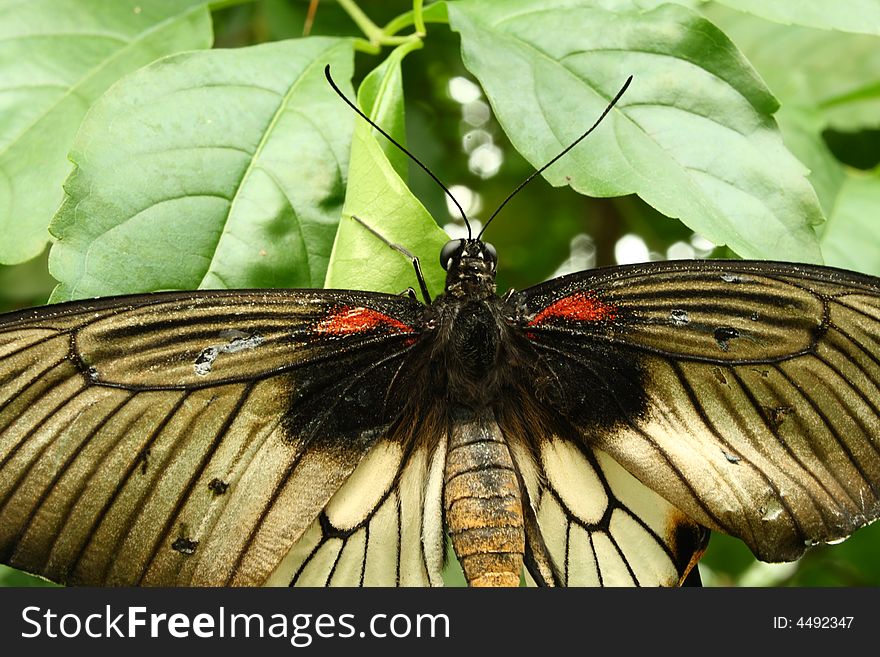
left=68, top=393, right=190, bottom=584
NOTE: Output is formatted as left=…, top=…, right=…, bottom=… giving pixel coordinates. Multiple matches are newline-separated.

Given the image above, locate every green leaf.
left=354, top=43, right=412, bottom=181
left=713, top=0, right=880, bottom=36
left=0, top=565, right=58, bottom=587
left=0, top=0, right=213, bottom=265
left=448, top=0, right=824, bottom=262
left=820, top=169, right=880, bottom=277
left=325, top=43, right=449, bottom=298
left=48, top=37, right=355, bottom=302
left=704, top=4, right=880, bottom=131
left=774, top=104, right=846, bottom=219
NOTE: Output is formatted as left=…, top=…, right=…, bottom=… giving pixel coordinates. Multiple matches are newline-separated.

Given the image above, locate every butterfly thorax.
left=431, top=239, right=507, bottom=407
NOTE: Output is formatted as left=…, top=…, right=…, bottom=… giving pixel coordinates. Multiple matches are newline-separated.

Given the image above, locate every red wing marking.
left=315, top=306, right=415, bottom=336
left=527, top=291, right=617, bottom=327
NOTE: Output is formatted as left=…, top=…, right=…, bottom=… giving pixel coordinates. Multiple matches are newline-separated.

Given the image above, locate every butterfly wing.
left=510, top=260, right=880, bottom=563
left=267, top=428, right=447, bottom=586
left=501, top=409, right=707, bottom=587
left=0, top=288, right=429, bottom=585
left=520, top=440, right=706, bottom=586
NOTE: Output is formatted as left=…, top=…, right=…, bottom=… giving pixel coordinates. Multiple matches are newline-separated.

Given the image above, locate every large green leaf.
left=0, top=0, right=213, bottom=265
left=49, top=37, right=355, bottom=302
left=820, top=169, right=880, bottom=276
left=448, top=0, right=824, bottom=262
left=713, top=0, right=880, bottom=36
left=704, top=4, right=880, bottom=131
left=325, top=43, right=449, bottom=298
left=700, top=5, right=880, bottom=249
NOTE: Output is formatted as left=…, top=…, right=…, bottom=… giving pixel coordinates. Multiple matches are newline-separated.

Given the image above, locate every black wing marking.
left=510, top=260, right=880, bottom=562
left=0, top=288, right=427, bottom=585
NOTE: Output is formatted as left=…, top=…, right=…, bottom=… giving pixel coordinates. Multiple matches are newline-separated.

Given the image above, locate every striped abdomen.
left=444, top=407, right=524, bottom=587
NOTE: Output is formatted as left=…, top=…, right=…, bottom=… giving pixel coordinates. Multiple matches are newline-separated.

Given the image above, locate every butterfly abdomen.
left=444, top=406, right=524, bottom=587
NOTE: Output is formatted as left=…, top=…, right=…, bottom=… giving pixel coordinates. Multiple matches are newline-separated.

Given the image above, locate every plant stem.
left=384, top=1, right=447, bottom=37
left=303, top=0, right=319, bottom=36
left=344, top=0, right=430, bottom=54
left=390, top=34, right=424, bottom=61
left=337, top=0, right=385, bottom=45
left=353, top=35, right=420, bottom=55
left=413, top=0, right=426, bottom=35
left=353, top=38, right=381, bottom=55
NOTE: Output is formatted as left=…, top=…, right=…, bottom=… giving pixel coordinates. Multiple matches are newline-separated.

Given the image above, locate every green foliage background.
left=1, top=0, right=879, bottom=587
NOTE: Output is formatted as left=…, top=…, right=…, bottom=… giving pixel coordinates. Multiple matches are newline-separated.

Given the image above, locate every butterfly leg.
left=351, top=215, right=432, bottom=304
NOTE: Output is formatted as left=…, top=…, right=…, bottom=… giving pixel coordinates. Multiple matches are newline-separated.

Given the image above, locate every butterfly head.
left=440, top=238, right=497, bottom=298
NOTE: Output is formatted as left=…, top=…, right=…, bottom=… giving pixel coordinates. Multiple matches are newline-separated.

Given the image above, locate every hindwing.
left=529, top=439, right=706, bottom=586
left=499, top=405, right=706, bottom=587
left=268, top=411, right=447, bottom=587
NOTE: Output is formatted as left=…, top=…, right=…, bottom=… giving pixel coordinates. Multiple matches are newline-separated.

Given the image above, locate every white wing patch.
left=566, top=525, right=599, bottom=586
left=541, top=440, right=607, bottom=524
left=532, top=438, right=704, bottom=586
left=325, top=442, right=403, bottom=530
left=421, top=435, right=447, bottom=587
left=266, top=439, right=444, bottom=586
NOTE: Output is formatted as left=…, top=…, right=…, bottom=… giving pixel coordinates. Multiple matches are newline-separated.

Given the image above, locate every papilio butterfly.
left=1, top=67, right=879, bottom=588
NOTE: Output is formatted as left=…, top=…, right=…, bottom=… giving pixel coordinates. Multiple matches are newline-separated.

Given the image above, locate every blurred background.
left=2, top=0, right=879, bottom=587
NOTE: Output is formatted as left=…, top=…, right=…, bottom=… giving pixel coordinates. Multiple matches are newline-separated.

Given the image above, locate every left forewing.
left=0, top=289, right=426, bottom=585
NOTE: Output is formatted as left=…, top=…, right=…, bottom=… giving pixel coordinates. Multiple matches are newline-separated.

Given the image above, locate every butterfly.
left=1, top=68, right=879, bottom=588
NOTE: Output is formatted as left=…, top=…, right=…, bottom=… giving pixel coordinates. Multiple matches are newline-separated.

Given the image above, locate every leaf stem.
left=413, top=0, right=426, bottom=36
left=353, top=35, right=420, bottom=55
left=353, top=37, right=381, bottom=55
left=337, top=0, right=386, bottom=45
left=343, top=0, right=434, bottom=54
left=388, top=35, right=424, bottom=63
left=385, top=0, right=447, bottom=37
left=818, top=80, right=880, bottom=109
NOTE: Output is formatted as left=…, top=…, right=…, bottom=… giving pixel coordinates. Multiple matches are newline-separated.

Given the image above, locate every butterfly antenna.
left=478, top=75, right=633, bottom=240
left=325, top=65, right=471, bottom=238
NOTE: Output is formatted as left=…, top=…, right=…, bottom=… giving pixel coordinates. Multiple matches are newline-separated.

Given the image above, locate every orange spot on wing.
left=528, top=291, right=617, bottom=327
left=316, top=306, right=414, bottom=335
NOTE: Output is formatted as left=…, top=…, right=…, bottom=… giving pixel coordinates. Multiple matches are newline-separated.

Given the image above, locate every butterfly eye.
left=483, top=242, right=497, bottom=266
left=440, top=239, right=464, bottom=270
